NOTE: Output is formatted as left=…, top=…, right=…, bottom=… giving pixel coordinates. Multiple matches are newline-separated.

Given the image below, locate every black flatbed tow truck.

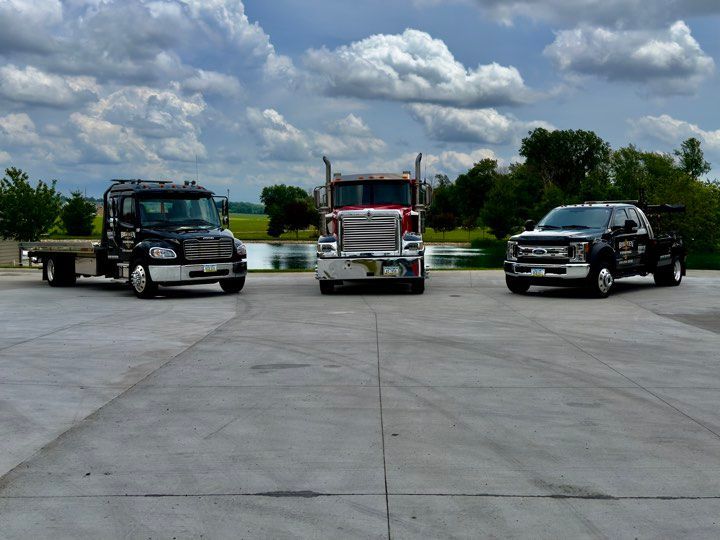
left=26, top=179, right=247, bottom=298
left=504, top=200, right=685, bottom=297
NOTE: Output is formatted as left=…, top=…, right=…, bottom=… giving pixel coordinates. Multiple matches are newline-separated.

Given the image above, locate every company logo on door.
left=619, top=240, right=634, bottom=251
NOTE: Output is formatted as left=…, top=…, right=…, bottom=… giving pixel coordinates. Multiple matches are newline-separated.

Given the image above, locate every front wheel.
left=319, top=280, right=336, bottom=295
left=130, top=261, right=157, bottom=299
left=588, top=262, right=614, bottom=298
left=220, top=277, right=245, bottom=293
left=506, top=275, right=530, bottom=294
left=654, top=256, right=683, bottom=287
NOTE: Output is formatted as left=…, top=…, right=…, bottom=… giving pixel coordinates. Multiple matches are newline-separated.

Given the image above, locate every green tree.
left=0, top=168, right=62, bottom=241
left=482, top=164, right=544, bottom=239
left=520, top=128, right=611, bottom=196
left=427, top=178, right=458, bottom=240
left=454, top=158, right=498, bottom=230
left=61, top=190, right=97, bottom=236
left=674, top=137, right=711, bottom=180
left=260, top=184, right=316, bottom=238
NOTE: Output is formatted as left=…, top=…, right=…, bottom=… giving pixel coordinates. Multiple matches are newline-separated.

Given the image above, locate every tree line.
left=428, top=129, right=719, bottom=251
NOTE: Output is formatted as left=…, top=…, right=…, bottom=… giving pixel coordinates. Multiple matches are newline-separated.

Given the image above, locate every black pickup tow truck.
left=504, top=201, right=685, bottom=297
left=26, top=179, right=247, bottom=298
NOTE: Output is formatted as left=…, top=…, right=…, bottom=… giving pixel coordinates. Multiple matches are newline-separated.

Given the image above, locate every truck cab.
left=504, top=202, right=685, bottom=297
left=29, top=179, right=247, bottom=298
left=313, top=154, right=432, bottom=294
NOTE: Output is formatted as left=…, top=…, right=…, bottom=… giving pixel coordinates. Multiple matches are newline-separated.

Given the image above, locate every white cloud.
left=0, top=65, right=98, bottom=107
left=304, top=29, right=531, bottom=107
left=70, top=112, right=153, bottom=164
left=246, top=108, right=310, bottom=162
left=0, top=113, right=42, bottom=146
left=632, top=114, right=720, bottom=152
left=408, top=103, right=553, bottom=144
left=180, top=70, right=243, bottom=97
left=544, top=21, right=714, bottom=94
left=314, top=114, right=386, bottom=158
left=460, top=0, right=720, bottom=28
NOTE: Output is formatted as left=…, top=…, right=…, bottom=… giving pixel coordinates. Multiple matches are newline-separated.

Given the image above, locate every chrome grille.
left=183, top=238, right=234, bottom=261
left=517, top=245, right=569, bottom=258
left=341, top=214, right=399, bottom=253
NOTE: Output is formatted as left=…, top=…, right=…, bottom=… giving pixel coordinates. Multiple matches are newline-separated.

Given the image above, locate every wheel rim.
left=597, top=268, right=613, bottom=294
left=47, top=259, right=55, bottom=282
left=131, top=265, right=146, bottom=293
left=673, top=260, right=682, bottom=281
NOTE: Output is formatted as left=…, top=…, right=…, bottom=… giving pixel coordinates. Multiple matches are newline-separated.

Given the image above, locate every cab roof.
left=107, top=179, right=212, bottom=196
left=332, top=173, right=413, bottom=182
left=563, top=202, right=637, bottom=209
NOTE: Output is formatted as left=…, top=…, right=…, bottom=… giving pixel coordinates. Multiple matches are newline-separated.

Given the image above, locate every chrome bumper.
left=316, top=256, right=425, bottom=280
left=148, top=261, right=247, bottom=283
left=504, top=261, right=590, bottom=279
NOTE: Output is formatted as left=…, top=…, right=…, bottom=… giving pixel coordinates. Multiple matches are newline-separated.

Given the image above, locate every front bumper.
left=504, top=261, right=591, bottom=279
left=316, top=256, right=426, bottom=280
left=149, top=261, right=247, bottom=283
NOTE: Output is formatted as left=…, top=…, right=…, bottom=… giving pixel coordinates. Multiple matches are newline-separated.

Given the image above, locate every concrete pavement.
left=0, top=269, right=719, bottom=538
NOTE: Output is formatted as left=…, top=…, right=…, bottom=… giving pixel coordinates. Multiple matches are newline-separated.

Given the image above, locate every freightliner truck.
left=504, top=201, right=685, bottom=298
left=27, top=179, right=247, bottom=298
left=313, top=153, right=433, bottom=294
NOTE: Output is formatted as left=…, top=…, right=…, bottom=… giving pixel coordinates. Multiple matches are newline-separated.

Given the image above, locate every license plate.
left=203, top=264, right=218, bottom=273
left=531, top=268, right=545, bottom=277
left=383, top=265, right=400, bottom=276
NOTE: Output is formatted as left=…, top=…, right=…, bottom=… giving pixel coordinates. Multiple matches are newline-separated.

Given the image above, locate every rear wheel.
left=654, top=256, right=683, bottom=287
left=409, top=279, right=425, bottom=294
left=220, top=277, right=245, bottom=293
left=45, top=256, right=76, bottom=287
left=588, top=260, right=614, bottom=298
left=319, top=280, right=336, bottom=295
left=130, top=261, right=157, bottom=299
left=506, top=275, right=530, bottom=294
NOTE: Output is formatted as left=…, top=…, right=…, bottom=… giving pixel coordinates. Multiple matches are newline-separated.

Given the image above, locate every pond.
left=245, top=243, right=501, bottom=271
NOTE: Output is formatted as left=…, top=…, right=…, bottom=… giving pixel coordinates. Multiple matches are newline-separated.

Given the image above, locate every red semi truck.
left=313, top=153, right=433, bottom=294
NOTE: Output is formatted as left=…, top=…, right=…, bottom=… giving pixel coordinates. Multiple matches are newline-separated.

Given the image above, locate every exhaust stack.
left=414, top=153, right=423, bottom=209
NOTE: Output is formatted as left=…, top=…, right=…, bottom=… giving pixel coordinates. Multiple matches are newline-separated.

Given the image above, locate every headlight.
left=235, top=241, right=247, bottom=258
left=402, top=233, right=424, bottom=254
left=506, top=241, right=518, bottom=261
left=317, top=235, right=338, bottom=257
left=149, top=247, right=177, bottom=259
left=569, top=242, right=589, bottom=262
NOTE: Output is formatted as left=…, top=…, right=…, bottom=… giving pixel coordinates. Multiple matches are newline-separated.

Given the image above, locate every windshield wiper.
left=561, top=225, right=591, bottom=229
left=537, top=225, right=560, bottom=229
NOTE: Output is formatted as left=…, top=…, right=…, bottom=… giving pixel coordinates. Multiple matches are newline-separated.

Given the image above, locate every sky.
left=0, top=0, right=719, bottom=202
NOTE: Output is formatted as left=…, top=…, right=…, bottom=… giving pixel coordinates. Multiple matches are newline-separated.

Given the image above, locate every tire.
left=45, top=256, right=76, bottom=287
left=410, top=279, right=425, bottom=294
left=588, top=260, right=614, bottom=298
left=654, top=256, right=683, bottom=287
left=505, top=275, right=530, bottom=294
left=130, top=261, right=158, bottom=299
left=220, top=277, right=245, bottom=293
left=319, top=280, right=336, bottom=295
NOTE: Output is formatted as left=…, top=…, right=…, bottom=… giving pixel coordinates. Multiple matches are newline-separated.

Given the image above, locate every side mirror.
left=624, top=219, right=638, bottom=233
left=214, top=196, right=230, bottom=228
left=313, top=186, right=327, bottom=210
left=524, top=219, right=536, bottom=232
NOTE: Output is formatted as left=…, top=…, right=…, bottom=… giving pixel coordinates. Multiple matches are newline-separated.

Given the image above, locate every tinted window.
left=121, top=197, right=135, bottom=222
left=626, top=208, right=641, bottom=227
left=611, top=208, right=628, bottom=228
left=138, top=196, right=220, bottom=228
left=537, top=207, right=612, bottom=229
left=334, top=181, right=411, bottom=207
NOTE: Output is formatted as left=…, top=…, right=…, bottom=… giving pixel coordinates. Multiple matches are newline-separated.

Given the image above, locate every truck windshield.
left=538, top=207, right=612, bottom=229
left=138, top=196, right=220, bottom=228
left=334, top=181, right=411, bottom=207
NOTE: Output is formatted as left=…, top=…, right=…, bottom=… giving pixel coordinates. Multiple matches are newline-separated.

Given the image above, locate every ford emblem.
left=533, top=248, right=547, bottom=255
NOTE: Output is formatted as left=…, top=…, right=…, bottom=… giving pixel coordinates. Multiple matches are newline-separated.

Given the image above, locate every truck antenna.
left=195, top=154, right=199, bottom=182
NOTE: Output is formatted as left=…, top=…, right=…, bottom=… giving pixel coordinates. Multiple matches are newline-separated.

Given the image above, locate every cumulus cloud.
left=0, top=65, right=98, bottom=107
left=246, top=108, right=310, bottom=162
left=180, top=70, right=242, bottom=97
left=314, top=114, right=386, bottom=158
left=544, top=21, right=714, bottom=94
left=408, top=103, right=553, bottom=144
left=304, top=29, right=532, bottom=107
left=462, top=0, right=720, bottom=28
left=632, top=114, right=720, bottom=152
left=0, top=113, right=42, bottom=146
